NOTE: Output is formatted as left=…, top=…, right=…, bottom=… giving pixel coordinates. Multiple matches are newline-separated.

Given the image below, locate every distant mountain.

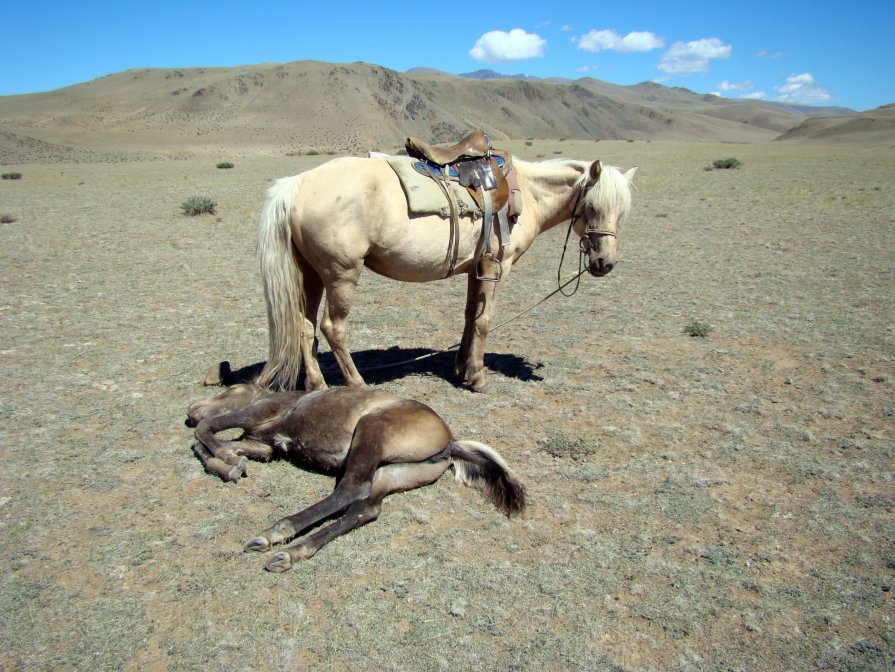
left=765, top=101, right=855, bottom=116
left=459, top=69, right=542, bottom=81
left=775, top=103, right=895, bottom=143
left=0, top=60, right=889, bottom=163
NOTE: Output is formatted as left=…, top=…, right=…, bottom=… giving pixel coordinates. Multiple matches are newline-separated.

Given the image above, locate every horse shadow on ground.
left=206, top=346, right=544, bottom=389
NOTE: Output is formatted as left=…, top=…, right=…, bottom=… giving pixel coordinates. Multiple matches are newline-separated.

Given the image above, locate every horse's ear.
left=589, top=160, right=602, bottom=181
left=623, top=166, right=638, bottom=182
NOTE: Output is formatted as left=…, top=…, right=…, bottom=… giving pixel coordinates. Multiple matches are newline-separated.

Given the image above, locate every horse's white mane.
left=516, top=157, right=632, bottom=219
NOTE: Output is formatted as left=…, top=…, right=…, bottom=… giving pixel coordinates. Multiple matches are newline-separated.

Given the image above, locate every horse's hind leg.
left=263, top=458, right=451, bottom=572
left=319, top=266, right=366, bottom=387
left=296, top=256, right=327, bottom=390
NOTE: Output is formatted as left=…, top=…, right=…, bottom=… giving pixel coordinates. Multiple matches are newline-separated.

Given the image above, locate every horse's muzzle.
left=587, top=254, right=614, bottom=277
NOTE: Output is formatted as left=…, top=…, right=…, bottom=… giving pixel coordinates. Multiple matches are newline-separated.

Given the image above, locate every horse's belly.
left=364, top=217, right=479, bottom=282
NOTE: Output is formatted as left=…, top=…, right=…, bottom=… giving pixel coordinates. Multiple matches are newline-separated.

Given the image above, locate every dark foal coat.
left=187, top=384, right=526, bottom=572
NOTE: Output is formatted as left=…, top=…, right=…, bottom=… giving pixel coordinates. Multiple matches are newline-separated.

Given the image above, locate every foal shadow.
left=206, top=347, right=544, bottom=389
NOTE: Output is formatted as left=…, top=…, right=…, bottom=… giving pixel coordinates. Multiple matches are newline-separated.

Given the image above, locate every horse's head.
left=572, top=161, right=637, bottom=277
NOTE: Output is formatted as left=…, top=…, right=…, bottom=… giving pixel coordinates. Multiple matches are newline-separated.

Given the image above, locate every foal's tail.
left=256, top=176, right=305, bottom=391
left=450, top=441, right=526, bottom=516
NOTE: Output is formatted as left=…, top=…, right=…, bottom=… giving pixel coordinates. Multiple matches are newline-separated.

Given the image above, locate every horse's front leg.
left=456, top=263, right=509, bottom=392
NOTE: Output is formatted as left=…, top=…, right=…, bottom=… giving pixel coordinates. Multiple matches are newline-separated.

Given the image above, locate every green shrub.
left=216, top=162, right=234, bottom=169
left=2, top=172, right=23, bottom=180
left=1, top=214, right=16, bottom=223
left=684, top=321, right=712, bottom=338
left=180, top=196, right=217, bottom=216
left=711, top=157, right=742, bottom=170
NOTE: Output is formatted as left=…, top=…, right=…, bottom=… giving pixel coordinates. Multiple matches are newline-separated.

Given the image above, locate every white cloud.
left=576, top=65, right=600, bottom=73
left=469, top=29, right=547, bottom=63
left=577, top=29, right=664, bottom=53
left=658, top=38, right=732, bottom=75
left=755, top=49, right=786, bottom=59
left=560, top=25, right=574, bottom=32
left=717, top=80, right=754, bottom=92
left=774, top=73, right=832, bottom=103
left=740, top=91, right=767, bottom=100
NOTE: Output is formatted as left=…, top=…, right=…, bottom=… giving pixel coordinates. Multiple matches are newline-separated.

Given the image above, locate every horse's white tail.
left=450, top=440, right=526, bottom=516
left=256, top=176, right=304, bottom=390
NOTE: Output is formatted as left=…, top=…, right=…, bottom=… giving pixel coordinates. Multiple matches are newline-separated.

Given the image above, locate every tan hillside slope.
left=776, top=103, right=895, bottom=143
left=0, top=60, right=876, bottom=163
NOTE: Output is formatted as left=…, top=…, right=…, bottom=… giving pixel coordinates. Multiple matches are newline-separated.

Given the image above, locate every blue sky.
left=2, top=1, right=892, bottom=111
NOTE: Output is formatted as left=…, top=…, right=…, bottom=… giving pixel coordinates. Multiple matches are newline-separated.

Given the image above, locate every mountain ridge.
left=0, top=60, right=887, bottom=163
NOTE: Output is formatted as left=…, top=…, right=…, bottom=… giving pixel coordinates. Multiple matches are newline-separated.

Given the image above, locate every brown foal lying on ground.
left=187, top=384, right=526, bottom=572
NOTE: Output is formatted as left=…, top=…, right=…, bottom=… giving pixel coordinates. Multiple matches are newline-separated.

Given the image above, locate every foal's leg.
left=193, top=399, right=284, bottom=481
left=319, top=265, right=366, bottom=387
left=246, top=401, right=452, bottom=560
left=263, top=458, right=451, bottom=572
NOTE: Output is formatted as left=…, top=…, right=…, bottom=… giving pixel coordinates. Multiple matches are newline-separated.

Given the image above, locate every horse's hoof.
left=265, top=552, right=294, bottom=573
left=468, top=378, right=491, bottom=394
left=245, top=536, right=270, bottom=552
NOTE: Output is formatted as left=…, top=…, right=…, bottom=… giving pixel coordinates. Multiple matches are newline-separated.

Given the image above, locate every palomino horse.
left=257, top=156, right=637, bottom=391
left=187, top=384, right=526, bottom=572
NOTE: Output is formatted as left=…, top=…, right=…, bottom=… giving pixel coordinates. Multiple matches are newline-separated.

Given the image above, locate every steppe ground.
left=1, top=139, right=893, bottom=671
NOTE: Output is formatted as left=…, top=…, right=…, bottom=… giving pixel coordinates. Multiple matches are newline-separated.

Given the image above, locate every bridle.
left=557, top=180, right=616, bottom=296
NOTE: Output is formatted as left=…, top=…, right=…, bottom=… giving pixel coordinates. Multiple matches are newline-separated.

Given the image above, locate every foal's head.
left=572, top=161, right=637, bottom=277
left=186, top=384, right=270, bottom=427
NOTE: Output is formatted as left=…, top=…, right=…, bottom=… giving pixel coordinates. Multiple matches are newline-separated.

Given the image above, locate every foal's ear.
left=623, top=166, right=638, bottom=182
left=589, top=160, right=603, bottom=181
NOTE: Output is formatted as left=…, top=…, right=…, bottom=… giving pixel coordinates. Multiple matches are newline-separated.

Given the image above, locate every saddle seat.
left=405, top=129, right=492, bottom=165
left=402, top=129, right=522, bottom=281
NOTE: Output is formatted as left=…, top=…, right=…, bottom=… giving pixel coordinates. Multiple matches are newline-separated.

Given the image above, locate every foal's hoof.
left=245, top=536, right=271, bottom=552
left=265, top=551, right=294, bottom=573
left=204, top=360, right=231, bottom=386
left=226, top=457, right=249, bottom=482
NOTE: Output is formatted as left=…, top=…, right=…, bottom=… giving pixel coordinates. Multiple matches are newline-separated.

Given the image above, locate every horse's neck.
left=517, top=161, right=584, bottom=234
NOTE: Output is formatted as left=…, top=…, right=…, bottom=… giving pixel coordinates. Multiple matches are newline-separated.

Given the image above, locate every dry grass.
left=0, top=141, right=893, bottom=671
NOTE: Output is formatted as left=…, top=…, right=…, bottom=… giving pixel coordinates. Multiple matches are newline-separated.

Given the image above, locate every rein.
left=556, top=181, right=616, bottom=297
left=356, top=267, right=588, bottom=375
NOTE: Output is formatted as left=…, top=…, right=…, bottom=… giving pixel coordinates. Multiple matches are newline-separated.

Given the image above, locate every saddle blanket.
left=380, top=155, right=480, bottom=219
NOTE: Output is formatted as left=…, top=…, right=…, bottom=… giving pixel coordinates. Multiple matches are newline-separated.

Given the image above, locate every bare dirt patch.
left=1, top=141, right=893, bottom=670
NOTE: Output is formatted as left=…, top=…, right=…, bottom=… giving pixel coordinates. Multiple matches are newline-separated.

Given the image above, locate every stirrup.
left=477, top=253, right=502, bottom=282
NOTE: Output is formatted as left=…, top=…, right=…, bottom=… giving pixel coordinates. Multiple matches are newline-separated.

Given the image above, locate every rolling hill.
left=0, top=60, right=885, bottom=163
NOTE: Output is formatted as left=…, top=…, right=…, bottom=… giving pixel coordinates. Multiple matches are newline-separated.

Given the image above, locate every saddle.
left=405, top=130, right=521, bottom=281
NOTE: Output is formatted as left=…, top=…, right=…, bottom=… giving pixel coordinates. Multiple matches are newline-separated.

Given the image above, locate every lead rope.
left=557, top=185, right=587, bottom=297
left=356, top=267, right=588, bottom=375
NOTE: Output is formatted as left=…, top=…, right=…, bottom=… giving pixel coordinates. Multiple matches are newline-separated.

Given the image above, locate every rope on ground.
left=357, top=268, right=588, bottom=374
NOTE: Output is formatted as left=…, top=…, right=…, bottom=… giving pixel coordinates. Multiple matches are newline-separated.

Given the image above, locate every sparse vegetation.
left=2, top=172, right=23, bottom=180
left=215, top=162, right=234, bottom=169
left=180, top=196, right=216, bottom=216
left=684, top=320, right=713, bottom=337
left=538, top=431, right=597, bottom=460
left=711, top=157, right=743, bottom=170
left=1, top=214, right=16, bottom=223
